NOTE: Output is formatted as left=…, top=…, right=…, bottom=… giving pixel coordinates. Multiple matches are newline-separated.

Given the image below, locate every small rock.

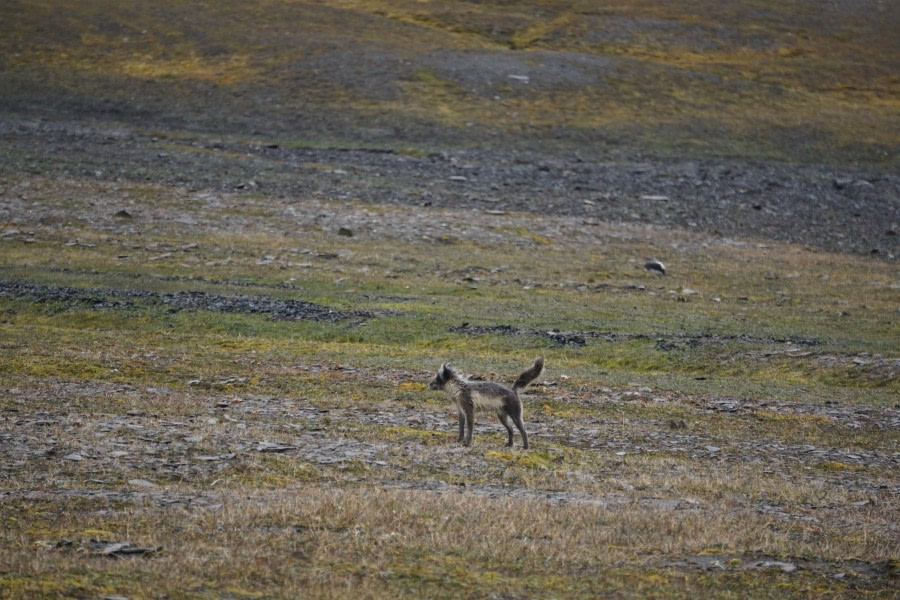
left=94, top=542, right=131, bottom=555
left=91, top=540, right=161, bottom=557
left=113, top=209, right=133, bottom=219
left=337, top=227, right=354, bottom=237
left=64, top=452, right=83, bottom=461
left=833, top=177, right=852, bottom=190
left=127, top=479, right=158, bottom=489
left=759, top=561, right=797, bottom=573
left=644, top=259, right=666, bottom=275
left=256, top=441, right=296, bottom=453
left=705, top=446, right=721, bottom=453
left=194, top=453, right=235, bottom=462
left=652, top=499, right=682, bottom=511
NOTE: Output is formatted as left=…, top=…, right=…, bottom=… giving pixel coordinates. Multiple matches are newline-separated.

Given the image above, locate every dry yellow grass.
left=3, top=483, right=896, bottom=599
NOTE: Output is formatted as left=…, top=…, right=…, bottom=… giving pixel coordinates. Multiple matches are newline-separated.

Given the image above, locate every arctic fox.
left=428, top=356, right=544, bottom=449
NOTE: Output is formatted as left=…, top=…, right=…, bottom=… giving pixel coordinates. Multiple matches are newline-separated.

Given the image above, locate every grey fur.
left=428, top=357, right=544, bottom=449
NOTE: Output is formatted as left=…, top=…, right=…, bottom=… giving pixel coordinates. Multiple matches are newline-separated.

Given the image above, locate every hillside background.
left=2, top=0, right=898, bottom=164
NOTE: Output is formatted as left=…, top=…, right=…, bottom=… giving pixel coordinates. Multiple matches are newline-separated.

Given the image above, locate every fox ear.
left=440, top=363, right=450, bottom=378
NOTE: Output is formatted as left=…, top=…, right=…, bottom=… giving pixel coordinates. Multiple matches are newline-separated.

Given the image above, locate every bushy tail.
left=512, top=356, right=544, bottom=391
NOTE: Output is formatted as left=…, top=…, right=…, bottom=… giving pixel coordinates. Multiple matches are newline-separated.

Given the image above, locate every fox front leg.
left=463, top=407, right=475, bottom=447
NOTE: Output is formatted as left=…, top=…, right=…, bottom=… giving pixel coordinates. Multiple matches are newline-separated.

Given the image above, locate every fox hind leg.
left=512, top=414, right=529, bottom=449
left=498, top=413, right=514, bottom=447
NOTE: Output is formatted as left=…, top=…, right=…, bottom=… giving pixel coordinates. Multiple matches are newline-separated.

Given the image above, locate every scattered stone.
left=833, top=177, right=853, bottom=190
left=545, top=330, right=586, bottom=346
left=113, top=209, right=133, bottom=219
left=127, top=479, right=158, bottom=489
left=651, top=499, right=682, bottom=511
left=644, top=259, right=666, bottom=275
left=255, top=441, right=296, bottom=453
left=212, top=377, right=246, bottom=389
left=450, top=323, right=520, bottom=336
left=0, top=281, right=366, bottom=323
left=758, top=561, right=797, bottom=573
left=90, top=540, right=161, bottom=557
left=337, top=227, right=354, bottom=237
left=194, top=453, right=235, bottom=461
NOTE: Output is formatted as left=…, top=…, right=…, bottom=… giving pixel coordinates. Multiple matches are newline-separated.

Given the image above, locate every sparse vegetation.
left=1, top=1, right=898, bottom=598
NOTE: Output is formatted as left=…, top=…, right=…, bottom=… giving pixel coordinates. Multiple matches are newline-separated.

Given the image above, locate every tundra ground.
left=1, top=1, right=898, bottom=598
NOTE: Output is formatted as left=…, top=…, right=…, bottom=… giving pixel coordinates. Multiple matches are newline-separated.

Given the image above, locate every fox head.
left=428, top=364, right=454, bottom=390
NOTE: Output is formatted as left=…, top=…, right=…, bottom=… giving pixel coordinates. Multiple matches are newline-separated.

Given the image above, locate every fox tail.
left=512, top=356, right=544, bottom=391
